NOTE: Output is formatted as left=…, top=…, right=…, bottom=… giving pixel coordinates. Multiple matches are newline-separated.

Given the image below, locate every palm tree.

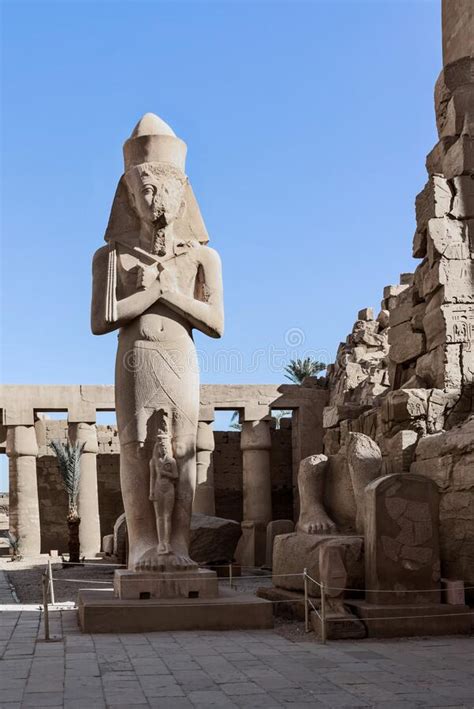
left=229, top=411, right=242, bottom=431
left=284, top=357, right=326, bottom=384
left=49, top=439, right=85, bottom=563
left=272, top=410, right=291, bottom=429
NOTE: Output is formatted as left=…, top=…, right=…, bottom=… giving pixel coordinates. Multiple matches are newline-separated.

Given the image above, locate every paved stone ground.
left=0, top=606, right=473, bottom=709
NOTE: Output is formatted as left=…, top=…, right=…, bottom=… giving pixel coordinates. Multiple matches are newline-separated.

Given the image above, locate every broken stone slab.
left=357, top=307, right=374, bottom=321
left=438, top=84, right=474, bottom=139
left=422, top=258, right=474, bottom=304
left=351, top=319, right=385, bottom=347
left=415, top=177, right=453, bottom=234
left=388, top=322, right=426, bottom=364
left=423, top=301, right=474, bottom=350
left=377, top=309, right=390, bottom=330
left=190, top=513, right=242, bottom=565
left=435, top=57, right=474, bottom=135
left=426, top=217, right=471, bottom=263
left=272, top=533, right=364, bottom=597
left=365, top=473, right=441, bottom=605
left=441, top=135, right=474, bottom=179
left=381, top=389, right=430, bottom=424
left=450, top=175, right=474, bottom=219
left=265, top=519, right=295, bottom=569
left=414, top=417, right=474, bottom=460
left=441, top=578, right=466, bottom=605
left=323, top=404, right=372, bottom=429
left=383, top=430, right=418, bottom=474
left=413, top=228, right=427, bottom=259
left=415, top=343, right=462, bottom=389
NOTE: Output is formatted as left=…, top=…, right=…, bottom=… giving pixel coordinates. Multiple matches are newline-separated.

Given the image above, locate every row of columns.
left=6, top=411, right=274, bottom=560
left=6, top=419, right=101, bottom=557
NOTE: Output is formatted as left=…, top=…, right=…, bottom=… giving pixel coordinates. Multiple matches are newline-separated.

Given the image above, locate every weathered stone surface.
left=415, top=344, right=462, bottom=389
left=442, top=135, right=474, bottom=179
left=423, top=301, right=474, bottom=349
left=442, top=0, right=474, bottom=66
left=388, top=322, right=425, bottom=364
left=347, top=433, right=382, bottom=534
left=265, top=519, right=294, bottom=568
left=273, top=533, right=364, bottom=596
left=415, top=177, right=453, bottom=235
left=365, top=474, right=441, bottom=605
left=113, top=513, right=128, bottom=564
left=383, top=430, right=418, bottom=474
left=423, top=258, right=474, bottom=304
left=358, top=307, right=374, bottom=321
left=451, top=175, right=474, bottom=219
left=190, top=513, right=242, bottom=565
left=426, top=217, right=471, bottom=263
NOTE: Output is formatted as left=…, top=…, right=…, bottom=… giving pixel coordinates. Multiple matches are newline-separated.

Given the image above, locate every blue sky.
left=1, top=0, right=441, bottom=486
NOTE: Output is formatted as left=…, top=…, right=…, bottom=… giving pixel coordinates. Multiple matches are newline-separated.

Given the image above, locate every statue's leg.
left=296, top=454, right=337, bottom=534
left=120, top=441, right=157, bottom=569
left=170, top=428, right=197, bottom=566
left=347, top=434, right=382, bottom=534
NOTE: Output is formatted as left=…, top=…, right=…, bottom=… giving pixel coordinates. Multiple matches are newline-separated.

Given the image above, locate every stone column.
left=237, top=417, right=272, bottom=567
left=194, top=413, right=216, bottom=516
left=68, top=421, right=101, bottom=558
left=6, top=425, right=41, bottom=555
left=241, top=419, right=272, bottom=524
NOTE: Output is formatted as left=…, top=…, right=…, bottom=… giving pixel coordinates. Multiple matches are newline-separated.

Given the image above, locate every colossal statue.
left=91, top=113, right=224, bottom=572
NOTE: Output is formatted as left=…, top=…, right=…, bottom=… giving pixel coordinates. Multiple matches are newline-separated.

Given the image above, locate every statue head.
left=124, top=162, right=187, bottom=229
left=104, top=113, right=210, bottom=247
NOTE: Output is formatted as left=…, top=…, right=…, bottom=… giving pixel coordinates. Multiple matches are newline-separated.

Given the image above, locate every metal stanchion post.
left=48, top=559, right=55, bottom=605
left=303, top=568, right=309, bottom=633
left=320, top=581, right=327, bottom=644
left=42, top=573, right=50, bottom=642
left=229, top=563, right=233, bottom=589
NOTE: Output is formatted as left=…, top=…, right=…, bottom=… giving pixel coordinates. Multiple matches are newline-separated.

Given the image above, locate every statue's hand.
left=137, top=264, right=159, bottom=290
left=158, top=265, right=178, bottom=295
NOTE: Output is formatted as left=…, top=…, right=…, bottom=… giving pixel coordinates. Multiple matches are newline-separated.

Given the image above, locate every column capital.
left=240, top=419, right=271, bottom=451
left=6, top=425, right=38, bottom=458
left=68, top=422, right=99, bottom=454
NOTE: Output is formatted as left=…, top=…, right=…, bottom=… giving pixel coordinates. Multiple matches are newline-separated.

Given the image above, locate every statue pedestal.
left=114, top=568, right=218, bottom=600
left=77, top=587, right=273, bottom=633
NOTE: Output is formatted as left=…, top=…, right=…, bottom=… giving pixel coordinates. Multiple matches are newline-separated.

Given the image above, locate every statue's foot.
left=157, top=541, right=172, bottom=555
left=297, top=506, right=337, bottom=535
left=134, top=546, right=197, bottom=572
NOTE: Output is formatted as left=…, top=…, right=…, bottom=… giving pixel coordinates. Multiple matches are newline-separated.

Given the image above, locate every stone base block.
left=256, top=586, right=307, bottom=620
left=310, top=610, right=366, bottom=640
left=347, top=600, right=471, bottom=638
left=114, top=568, right=218, bottom=600
left=235, top=521, right=266, bottom=567
left=77, top=588, right=274, bottom=633
left=272, top=533, right=364, bottom=596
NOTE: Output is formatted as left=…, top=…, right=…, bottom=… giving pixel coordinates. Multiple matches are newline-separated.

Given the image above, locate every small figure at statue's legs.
left=149, top=412, right=178, bottom=556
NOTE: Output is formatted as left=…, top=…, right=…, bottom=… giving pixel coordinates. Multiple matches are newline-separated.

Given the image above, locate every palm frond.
left=49, top=439, right=85, bottom=507
left=284, top=357, right=326, bottom=384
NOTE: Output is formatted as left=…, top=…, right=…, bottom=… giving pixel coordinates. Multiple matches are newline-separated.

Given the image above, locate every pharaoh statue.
left=91, top=113, right=224, bottom=572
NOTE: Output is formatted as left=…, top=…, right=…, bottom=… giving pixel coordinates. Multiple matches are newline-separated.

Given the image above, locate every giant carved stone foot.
left=297, top=505, right=337, bottom=535
left=134, top=546, right=198, bottom=572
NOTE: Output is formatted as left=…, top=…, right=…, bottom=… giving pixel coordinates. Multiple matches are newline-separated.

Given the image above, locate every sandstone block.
left=265, top=519, right=294, bottom=568
left=415, top=177, right=453, bottom=234
left=413, top=229, right=427, bottom=258
left=441, top=578, right=465, bottom=605
left=365, top=473, right=441, bottom=604
left=423, top=258, right=474, bottom=304
left=427, top=217, right=471, bottom=263
left=383, top=430, right=418, bottom=474
left=382, top=389, right=429, bottom=424
left=442, top=135, right=474, bottom=179
left=451, top=176, right=474, bottom=218
left=358, top=307, right=374, bottom=321
left=423, top=302, right=474, bottom=349
left=190, top=513, right=242, bottom=565
left=435, top=57, right=474, bottom=135
left=415, top=343, right=462, bottom=389
left=439, top=85, right=474, bottom=139
left=388, top=322, right=425, bottom=364
left=272, top=533, right=364, bottom=596
left=377, top=309, right=390, bottom=330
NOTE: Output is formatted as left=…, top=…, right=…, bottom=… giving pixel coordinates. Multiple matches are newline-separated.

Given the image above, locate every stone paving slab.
left=0, top=610, right=472, bottom=708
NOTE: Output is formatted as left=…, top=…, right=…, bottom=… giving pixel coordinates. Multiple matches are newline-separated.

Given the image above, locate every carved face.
left=125, top=163, right=186, bottom=228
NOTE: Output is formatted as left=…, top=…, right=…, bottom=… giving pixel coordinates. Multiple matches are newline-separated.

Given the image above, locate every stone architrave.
left=365, top=474, right=441, bottom=605
left=91, top=113, right=224, bottom=591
